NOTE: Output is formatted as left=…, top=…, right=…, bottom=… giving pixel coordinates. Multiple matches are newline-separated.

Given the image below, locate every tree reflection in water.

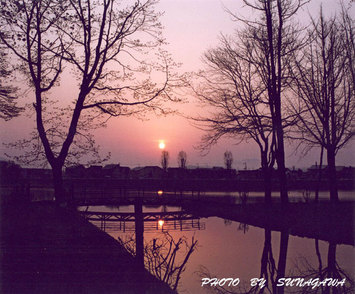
left=291, top=241, right=354, bottom=294
left=198, top=230, right=354, bottom=294
left=260, top=229, right=277, bottom=293
left=118, top=232, right=198, bottom=292
left=238, top=222, right=249, bottom=234
left=197, top=228, right=281, bottom=294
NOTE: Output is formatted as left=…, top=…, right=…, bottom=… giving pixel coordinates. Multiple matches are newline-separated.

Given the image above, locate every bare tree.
left=192, top=34, right=276, bottom=203
left=289, top=7, right=355, bottom=202
left=161, top=150, right=169, bottom=172
left=0, top=43, right=22, bottom=120
left=0, top=0, right=182, bottom=204
left=4, top=108, right=110, bottom=168
left=145, top=233, right=197, bottom=292
left=177, top=150, right=187, bottom=169
left=192, top=0, right=306, bottom=204
left=196, top=230, right=288, bottom=294
left=291, top=242, right=354, bottom=294
left=119, top=232, right=198, bottom=292
left=235, top=0, right=308, bottom=204
left=224, top=151, right=233, bottom=170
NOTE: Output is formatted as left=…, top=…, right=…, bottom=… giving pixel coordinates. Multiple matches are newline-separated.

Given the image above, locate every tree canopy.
left=0, top=0, right=184, bottom=202
left=0, top=43, right=22, bottom=120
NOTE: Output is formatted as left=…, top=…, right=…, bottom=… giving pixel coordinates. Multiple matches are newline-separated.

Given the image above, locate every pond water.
left=78, top=204, right=355, bottom=293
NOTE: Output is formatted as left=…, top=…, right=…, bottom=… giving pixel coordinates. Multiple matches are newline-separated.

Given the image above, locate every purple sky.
left=0, top=0, right=354, bottom=169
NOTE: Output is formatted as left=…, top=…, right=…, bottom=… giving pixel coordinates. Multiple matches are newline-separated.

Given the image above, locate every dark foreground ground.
left=0, top=201, right=173, bottom=294
left=1, top=197, right=354, bottom=294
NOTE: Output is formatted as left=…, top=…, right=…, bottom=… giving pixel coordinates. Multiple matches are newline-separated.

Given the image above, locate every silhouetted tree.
left=259, top=229, right=277, bottom=293
left=289, top=7, right=355, bottom=202
left=192, top=35, right=275, bottom=203
left=119, top=232, right=198, bottom=292
left=161, top=150, right=169, bottom=172
left=177, top=150, right=187, bottom=169
left=292, top=241, right=354, bottom=293
left=236, top=0, right=307, bottom=204
left=197, top=229, right=289, bottom=294
left=5, top=109, right=111, bottom=168
left=276, top=230, right=289, bottom=294
left=0, top=42, right=22, bottom=120
left=224, top=151, right=233, bottom=170
left=0, top=0, right=182, bottom=204
left=193, top=0, right=306, bottom=204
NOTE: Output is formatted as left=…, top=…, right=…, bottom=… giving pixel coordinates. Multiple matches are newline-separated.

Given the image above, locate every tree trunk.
left=276, top=142, right=288, bottom=205
left=327, top=147, right=338, bottom=202
left=263, top=168, right=272, bottom=205
left=276, top=230, right=289, bottom=294
left=52, top=163, right=65, bottom=205
left=261, top=150, right=272, bottom=204
left=264, top=0, right=288, bottom=205
left=275, top=102, right=288, bottom=204
left=327, top=242, right=337, bottom=279
left=261, top=229, right=276, bottom=292
left=315, top=146, right=324, bottom=203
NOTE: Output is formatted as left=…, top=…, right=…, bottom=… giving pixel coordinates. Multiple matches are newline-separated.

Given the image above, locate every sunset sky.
left=0, top=0, right=354, bottom=169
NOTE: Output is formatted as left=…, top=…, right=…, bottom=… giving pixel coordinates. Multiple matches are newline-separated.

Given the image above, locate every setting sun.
left=159, top=141, right=166, bottom=149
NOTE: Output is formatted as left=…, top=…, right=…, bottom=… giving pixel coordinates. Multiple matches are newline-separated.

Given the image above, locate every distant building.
left=86, top=165, right=103, bottom=178
left=65, top=165, right=86, bottom=178
left=65, top=164, right=131, bottom=179
left=167, top=167, right=188, bottom=179
left=286, top=168, right=305, bottom=180
left=131, top=166, right=164, bottom=179
left=0, top=160, right=22, bottom=184
left=306, top=165, right=354, bottom=180
left=237, top=169, right=263, bottom=180
left=21, top=168, right=52, bottom=181
left=337, top=166, right=355, bottom=180
left=103, top=164, right=130, bottom=179
left=188, top=167, right=236, bottom=179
